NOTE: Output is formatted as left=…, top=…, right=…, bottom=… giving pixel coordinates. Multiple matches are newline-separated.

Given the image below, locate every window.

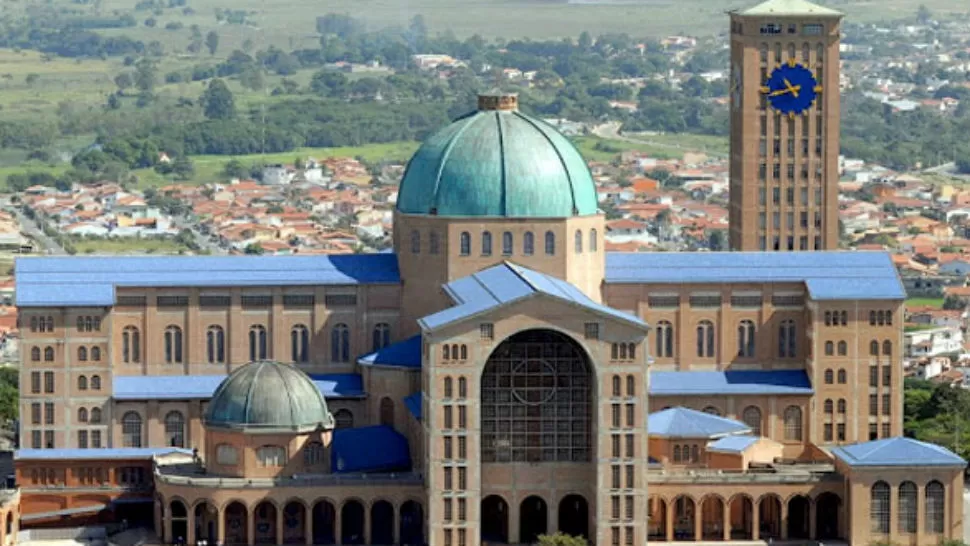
left=574, top=230, right=583, bottom=253
left=256, top=446, right=286, bottom=467
left=459, top=232, right=470, bottom=256
left=164, top=326, right=183, bottom=364
left=121, top=412, right=143, bottom=448
left=655, top=321, right=673, bottom=357
left=778, top=319, right=796, bottom=357
left=926, top=481, right=945, bottom=534
left=30, top=347, right=40, bottom=362
left=837, top=369, right=846, bottom=384
left=840, top=311, right=848, bottom=326
left=837, top=399, right=846, bottom=414
left=886, top=310, right=893, bottom=325
left=429, top=231, right=440, bottom=255
left=216, top=444, right=238, bottom=465
left=545, top=231, right=555, bottom=255
left=380, top=397, right=395, bottom=426
left=304, top=441, right=325, bottom=466
left=703, top=406, right=721, bottom=416
left=696, top=320, right=714, bottom=358
left=837, top=341, right=847, bottom=356
left=870, top=340, right=879, bottom=356
left=480, top=323, right=494, bottom=340
left=291, top=324, right=310, bottom=363
left=44, top=346, right=54, bottom=362
left=737, top=320, right=755, bottom=357
left=207, top=325, right=225, bottom=364
left=502, top=232, right=513, bottom=255
left=590, top=229, right=598, bottom=251
left=824, top=423, right=833, bottom=442
left=78, top=430, right=88, bottom=449
left=444, top=377, right=453, bottom=398
left=871, top=481, right=890, bottom=534
left=331, top=323, right=350, bottom=362
left=882, top=365, right=892, bottom=387
left=77, top=407, right=88, bottom=423
left=458, top=377, right=467, bottom=398
left=78, top=375, right=88, bottom=391
left=90, top=407, right=101, bottom=423
left=91, top=375, right=101, bottom=391
left=165, top=411, right=185, bottom=448
left=373, top=323, right=391, bottom=351
left=91, top=347, right=101, bottom=361
left=481, top=231, right=492, bottom=256
left=882, top=340, right=892, bottom=356
left=44, top=371, right=54, bottom=393
left=30, top=316, right=37, bottom=332
left=584, top=322, right=600, bottom=340
left=742, top=406, right=762, bottom=436
left=803, top=23, right=823, bottom=35
left=824, top=369, right=833, bottom=384
left=523, top=231, right=534, bottom=255
left=824, top=399, right=833, bottom=414
left=77, top=346, right=88, bottom=361
left=122, top=326, right=141, bottom=363
left=783, top=406, right=802, bottom=441
left=891, top=480, right=917, bottom=534
left=334, top=409, right=353, bottom=429
left=410, top=230, right=420, bottom=253
left=248, top=325, right=268, bottom=361
left=31, top=372, right=40, bottom=393
left=824, top=311, right=831, bottom=326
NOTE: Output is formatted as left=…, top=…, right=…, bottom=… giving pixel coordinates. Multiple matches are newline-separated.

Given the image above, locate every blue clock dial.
left=761, top=60, right=821, bottom=115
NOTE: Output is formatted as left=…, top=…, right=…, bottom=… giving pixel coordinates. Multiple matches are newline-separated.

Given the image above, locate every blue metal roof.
left=647, top=406, right=751, bottom=439
left=357, top=335, right=422, bottom=368
left=15, top=254, right=400, bottom=307
left=331, top=425, right=411, bottom=474
left=605, top=251, right=905, bottom=300
left=707, top=435, right=760, bottom=453
left=420, top=262, right=648, bottom=331
left=832, top=437, right=966, bottom=467
left=650, top=370, right=813, bottom=396
left=15, top=447, right=192, bottom=461
left=113, top=373, right=365, bottom=401
left=404, top=393, right=422, bottom=421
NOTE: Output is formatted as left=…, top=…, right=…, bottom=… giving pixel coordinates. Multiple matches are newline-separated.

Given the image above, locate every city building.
left=728, top=0, right=842, bottom=251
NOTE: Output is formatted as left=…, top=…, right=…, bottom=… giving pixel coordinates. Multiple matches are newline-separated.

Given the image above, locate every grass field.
left=906, top=297, right=945, bottom=309
left=71, top=237, right=190, bottom=255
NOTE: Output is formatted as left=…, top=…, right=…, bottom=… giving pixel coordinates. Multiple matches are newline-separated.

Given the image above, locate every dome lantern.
left=477, top=91, right=518, bottom=111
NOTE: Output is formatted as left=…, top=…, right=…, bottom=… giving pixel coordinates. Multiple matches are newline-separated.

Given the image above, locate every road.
left=591, top=122, right=728, bottom=158
left=172, top=216, right=227, bottom=255
left=4, top=203, right=66, bottom=256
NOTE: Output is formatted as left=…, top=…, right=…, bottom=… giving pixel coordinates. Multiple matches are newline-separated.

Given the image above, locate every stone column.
left=247, top=507, right=255, bottom=546
left=187, top=511, right=196, bottom=546
left=916, top=483, right=926, bottom=540
left=665, top=503, right=674, bottom=542
left=694, top=503, right=702, bottom=540
left=305, top=509, right=313, bottom=545
left=889, top=484, right=899, bottom=545
left=722, top=500, right=731, bottom=541
left=780, top=500, right=789, bottom=540
left=277, top=506, right=284, bottom=546
left=335, top=506, right=342, bottom=545
left=509, top=499, right=520, bottom=544
left=808, top=499, right=817, bottom=540
left=163, top=512, right=171, bottom=545
left=216, top=508, right=225, bottom=544
left=363, top=503, right=371, bottom=545
left=752, top=502, right=760, bottom=541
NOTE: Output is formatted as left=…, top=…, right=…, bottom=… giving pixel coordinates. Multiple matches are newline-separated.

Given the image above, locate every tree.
left=200, top=79, right=235, bottom=120
left=171, top=156, right=195, bottom=180
left=205, top=31, right=220, bottom=56
left=310, top=70, right=349, bottom=97
left=25, top=73, right=39, bottom=86
left=114, top=72, right=133, bottom=93
left=244, top=243, right=265, bottom=255
left=134, top=60, right=157, bottom=94
left=0, top=368, right=18, bottom=423
left=239, top=68, right=265, bottom=91
left=537, top=533, right=587, bottom=546
left=223, top=158, right=247, bottom=179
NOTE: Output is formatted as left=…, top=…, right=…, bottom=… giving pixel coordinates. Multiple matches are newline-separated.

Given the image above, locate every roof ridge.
left=504, top=261, right=538, bottom=293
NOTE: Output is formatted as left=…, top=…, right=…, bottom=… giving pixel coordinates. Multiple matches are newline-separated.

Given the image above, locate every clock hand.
left=769, top=88, right=792, bottom=97
left=783, top=78, right=800, bottom=98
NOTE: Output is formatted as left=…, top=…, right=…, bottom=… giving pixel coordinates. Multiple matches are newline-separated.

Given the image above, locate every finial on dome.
left=478, top=90, right=518, bottom=111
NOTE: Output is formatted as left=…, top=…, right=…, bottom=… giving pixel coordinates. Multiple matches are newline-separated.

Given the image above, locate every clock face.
left=761, top=60, right=821, bottom=115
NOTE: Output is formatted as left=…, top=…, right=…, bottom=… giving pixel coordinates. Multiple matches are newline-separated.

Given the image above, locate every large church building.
left=8, top=1, right=968, bottom=545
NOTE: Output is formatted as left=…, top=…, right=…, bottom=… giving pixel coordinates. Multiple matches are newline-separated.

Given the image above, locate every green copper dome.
left=396, top=95, right=598, bottom=218
left=205, top=361, right=333, bottom=433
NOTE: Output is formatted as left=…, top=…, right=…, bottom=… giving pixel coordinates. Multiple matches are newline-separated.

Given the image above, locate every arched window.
left=882, top=340, right=892, bottom=356
left=871, top=481, right=890, bottom=534
left=702, top=406, right=721, bottom=416
left=44, top=346, right=54, bottom=361
left=869, top=310, right=876, bottom=325
left=523, top=231, right=535, bottom=255
left=824, top=399, right=833, bottom=414
left=248, top=325, right=267, bottom=361
left=444, top=377, right=453, bottom=398
left=898, top=481, right=917, bottom=533
left=164, top=411, right=185, bottom=448
left=824, top=369, right=833, bottom=384
left=90, top=407, right=101, bottom=423
left=574, top=230, right=583, bottom=253
left=696, top=320, right=715, bottom=358
left=837, top=399, right=846, bottom=414
left=545, top=231, right=555, bottom=255
left=824, top=341, right=833, bottom=356
left=291, top=324, right=310, bottom=363
left=90, top=375, right=101, bottom=391
left=121, top=412, right=143, bottom=448
left=655, top=321, right=674, bottom=358
left=334, top=409, right=354, bottom=429
left=84, top=317, right=93, bottom=332
left=926, top=481, right=945, bottom=534
left=627, top=343, right=636, bottom=359
left=589, top=229, right=598, bottom=252
left=331, top=324, right=350, bottom=362
left=837, top=341, right=847, bottom=356
left=372, top=323, right=391, bottom=351
left=783, top=406, right=802, bottom=441
left=481, top=231, right=492, bottom=256
left=737, top=320, right=755, bottom=357
left=256, top=446, right=286, bottom=467
left=78, top=407, right=88, bottom=423
left=91, top=347, right=101, bottom=361
left=303, top=441, right=325, bottom=466
left=122, top=326, right=140, bottom=364
left=673, top=445, right=681, bottom=462
left=77, top=346, right=88, bottom=362
left=626, top=375, right=635, bottom=396
left=742, top=406, right=762, bottom=436
left=30, top=347, right=40, bottom=362
left=458, top=377, right=467, bottom=398
left=429, top=231, right=440, bottom=255
left=410, top=230, right=421, bottom=253
left=460, top=344, right=467, bottom=360
left=459, top=232, right=470, bottom=256
left=164, top=326, right=183, bottom=364
left=502, top=232, right=513, bottom=255
left=207, top=326, right=225, bottom=364
left=380, top=397, right=395, bottom=427
left=778, top=319, right=796, bottom=357
left=869, top=340, right=879, bottom=356
left=44, top=316, right=53, bottom=332
left=837, top=369, right=846, bottom=384
left=78, top=375, right=88, bottom=391
left=76, top=316, right=84, bottom=331
left=443, top=345, right=450, bottom=360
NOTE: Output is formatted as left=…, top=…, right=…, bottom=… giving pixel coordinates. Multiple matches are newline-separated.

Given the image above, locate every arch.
left=926, top=480, right=945, bottom=534
left=30, top=347, right=40, bottom=362
left=898, top=481, right=917, bottom=533
left=783, top=406, right=802, bottom=441
left=482, top=231, right=493, bottom=256
left=824, top=399, right=833, bottom=414
left=480, top=329, right=592, bottom=463
left=558, top=494, right=588, bottom=538
left=700, top=495, right=724, bottom=540
left=545, top=230, right=556, bottom=255
left=824, top=368, right=833, bottom=383
left=481, top=495, right=509, bottom=544
left=90, top=407, right=102, bottom=423
left=523, top=231, right=535, bottom=255
left=787, top=495, right=810, bottom=539
left=655, top=320, right=674, bottom=357
left=91, top=346, right=101, bottom=361
left=169, top=500, right=188, bottom=544
left=837, top=341, right=847, bottom=356
left=741, top=406, right=762, bottom=436
left=871, top=481, right=890, bottom=534
left=254, top=500, right=277, bottom=544
left=626, top=375, right=635, bottom=396
left=574, top=229, right=583, bottom=253
left=78, top=346, right=88, bottom=362
left=399, top=500, right=424, bottom=546
left=77, top=407, right=88, bottom=423
left=379, top=397, right=395, bottom=427
left=194, top=502, right=218, bottom=545
left=373, top=323, right=391, bottom=351
left=813, top=492, right=839, bottom=539
left=44, top=346, right=54, bottom=361
left=164, top=411, right=185, bottom=448
left=837, top=398, right=847, bottom=414
left=291, top=324, right=309, bottom=363
left=882, top=340, right=892, bottom=356
left=312, top=500, right=337, bottom=545
left=281, top=501, right=306, bottom=544
left=737, top=320, right=756, bottom=357
left=369, top=501, right=394, bottom=545
left=331, top=323, right=350, bottom=362
left=729, top=495, right=753, bottom=540
left=207, top=325, right=225, bottom=364
left=334, top=409, right=353, bottom=429
left=758, top=494, right=782, bottom=539
left=249, top=324, right=268, bottom=361
left=869, top=340, right=879, bottom=356
left=696, top=320, right=715, bottom=357
left=502, top=231, right=513, bottom=255
left=837, top=368, right=846, bottom=383
left=459, top=232, right=471, bottom=256
left=164, top=325, right=183, bottom=363
left=702, top=406, right=722, bottom=416
left=458, top=377, right=467, bottom=398
left=341, top=500, right=365, bottom=545
left=519, top=496, right=547, bottom=544
left=589, top=229, right=598, bottom=252
left=673, top=495, right=696, bottom=540
left=78, top=375, right=88, bottom=391
left=824, top=341, right=833, bottom=356
left=91, top=375, right=101, bottom=390
left=121, top=411, right=142, bottom=448
left=648, top=496, right=667, bottom=541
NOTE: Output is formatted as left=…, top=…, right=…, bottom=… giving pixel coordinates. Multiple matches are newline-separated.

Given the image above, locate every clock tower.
left=728, top=0, right=843, bottom=251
